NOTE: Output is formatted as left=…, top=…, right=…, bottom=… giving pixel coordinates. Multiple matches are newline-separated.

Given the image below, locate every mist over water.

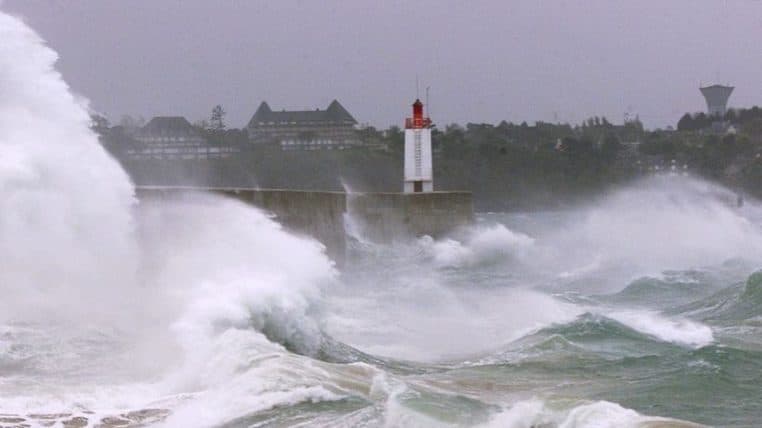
left=3, top=9, right=762, bottom=428
left=546, top=178, right=762, bottom=286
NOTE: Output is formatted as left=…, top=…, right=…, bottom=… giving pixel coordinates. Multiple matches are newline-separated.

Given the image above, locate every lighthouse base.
left=403, top=180, right=433, bottom=193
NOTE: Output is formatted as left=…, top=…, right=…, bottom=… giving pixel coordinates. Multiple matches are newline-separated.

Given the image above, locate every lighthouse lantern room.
left=403, top=99, right=433, bottom=193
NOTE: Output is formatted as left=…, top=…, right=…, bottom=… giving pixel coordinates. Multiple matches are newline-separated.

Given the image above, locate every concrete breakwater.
left=135, top=186, right=472, bottom=263
left=348, top=192, right=473, bottom=242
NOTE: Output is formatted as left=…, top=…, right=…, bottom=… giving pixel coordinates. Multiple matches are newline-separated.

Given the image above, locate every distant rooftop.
left=247, top=100, right=357, bottom=128
left=700, top=84, right=734, bottom=90
left=137, top=116, right=200, bottom=137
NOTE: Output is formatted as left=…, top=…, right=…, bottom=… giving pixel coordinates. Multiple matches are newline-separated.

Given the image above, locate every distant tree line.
left=91, top=104, right=762, bottom=210
left=677, top=106, right=762, bottom=133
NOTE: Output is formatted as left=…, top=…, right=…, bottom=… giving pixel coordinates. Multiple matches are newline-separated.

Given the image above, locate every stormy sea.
left=3, top=11, right=762, bottom=428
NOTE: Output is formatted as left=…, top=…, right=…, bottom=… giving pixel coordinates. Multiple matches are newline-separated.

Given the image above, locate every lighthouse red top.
left=405, top=99, right=432, bottom=129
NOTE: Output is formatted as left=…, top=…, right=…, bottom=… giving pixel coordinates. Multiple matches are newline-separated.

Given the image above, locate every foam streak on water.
left=607, top=310, right=714, bottom=347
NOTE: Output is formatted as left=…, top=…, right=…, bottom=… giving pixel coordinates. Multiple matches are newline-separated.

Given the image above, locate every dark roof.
left=700, top=84, right=734, bottom=90
left=247, top=100, right=357, bottom=128
left=138, top=116, right=199, bottom=137
left=142, top=116, right=194, bottom=132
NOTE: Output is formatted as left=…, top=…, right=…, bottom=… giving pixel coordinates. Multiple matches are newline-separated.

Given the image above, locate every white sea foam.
left=474, top=178, right=762, bottom=295
left=557, top=400, right=702, bottom=428
left=482, top=400, right=704, bottom=428
left=422, top=223, right=535, bottom=268
left=422, top=178, right=762, bottom=295
left=478, top=399, right=548, bottom=428
left=608, top=310, right=714, bottom=348
left=325, top=281, right=581, bottom=361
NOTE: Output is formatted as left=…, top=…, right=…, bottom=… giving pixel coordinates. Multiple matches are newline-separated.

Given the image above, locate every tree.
left=677, top=113, right=695, bottom=131
left=560, top=136, right=594, bottom=158
left=694, top=112, right=710, bottom=130
left=210, top=105, right=226, bottom=131
left=384, top=125, right=404, bottom=151
left=119, top=114, right=145, bottom=131
left=724, top=108, right=737, bottom=123
left=743, top=118, right=762, bottom=139
left=601, top=133, right=622, bottom=160
left=194, top=119, right=210, bottom=130
left=357, top=125, right=381, bottom=144
left=90, top=114, right=110, bottom=134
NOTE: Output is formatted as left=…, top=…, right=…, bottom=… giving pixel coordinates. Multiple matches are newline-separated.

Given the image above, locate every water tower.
left=699, top=84, right=734, bottom=117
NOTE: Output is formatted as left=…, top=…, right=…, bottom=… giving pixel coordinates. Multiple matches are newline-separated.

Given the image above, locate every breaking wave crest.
left=420, top=223, right=535, bottom=268
left=485, top=310, right=713, bottom=367
left=0, top=11, right=372, bottom=427
left=481, top=400, right=704, bottom=428
left=606, top=310, right=713, bottom=347
left=0, top=11, right=137, bottom=326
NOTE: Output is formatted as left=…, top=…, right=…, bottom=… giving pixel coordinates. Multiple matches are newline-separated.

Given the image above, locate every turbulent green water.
left=4, top=177, right=762, bottom=427
left=306, top=179, right=762, bottom=427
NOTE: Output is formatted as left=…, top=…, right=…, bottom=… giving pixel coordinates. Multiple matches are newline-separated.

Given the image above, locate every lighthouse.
left=403, top=99, right=433, bottom=193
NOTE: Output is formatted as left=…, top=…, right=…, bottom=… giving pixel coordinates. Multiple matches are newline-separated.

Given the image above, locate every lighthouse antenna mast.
left=425, top=86, right=430, bottom=118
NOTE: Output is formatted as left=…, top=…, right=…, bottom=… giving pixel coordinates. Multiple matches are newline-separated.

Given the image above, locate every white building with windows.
left=129, top=116, right=236, bottom=160
left=246, top=100, right=359, bottom=150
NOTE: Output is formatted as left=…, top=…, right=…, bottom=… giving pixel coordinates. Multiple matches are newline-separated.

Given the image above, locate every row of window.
left=254, top=121, right=354, bottom=126
left=126, top=154, right=232, bottom=160
left=280, top=139, right=355, bottom=146
left=137, top=136, right=205, bottom=143
left=127, top=147, right=237, bottom=154
left=281, top=145, right=351, bottom=151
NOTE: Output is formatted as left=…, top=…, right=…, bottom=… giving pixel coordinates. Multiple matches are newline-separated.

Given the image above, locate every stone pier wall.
left=247, top=189, right=347, bottom=263
left=348, top=192, right=473, bottom=242
left=135, top=187, right=472, bottom=262
left=135, top=187, right=347, bottom=263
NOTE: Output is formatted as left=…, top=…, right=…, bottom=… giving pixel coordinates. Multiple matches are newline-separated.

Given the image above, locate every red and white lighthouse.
left=403, top=99, right=433, bottom=193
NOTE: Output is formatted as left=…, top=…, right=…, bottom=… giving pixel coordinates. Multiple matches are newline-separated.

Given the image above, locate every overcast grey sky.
left=4, top=0, right=761, bottom=129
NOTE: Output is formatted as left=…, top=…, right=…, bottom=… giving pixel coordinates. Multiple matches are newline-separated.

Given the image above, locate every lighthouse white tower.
left=403, top=99, right=433, bottom=193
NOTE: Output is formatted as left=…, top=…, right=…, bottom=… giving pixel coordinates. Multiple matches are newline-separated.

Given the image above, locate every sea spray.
left=0, top=11, right=355, bottom=426
left=139, top=194, right=336, bottom=369
left=411, top=178, right=762, bottom=291
left=0, top=12, right=137, bottom=325
left=546, top=176, right=762, bottom=289
left=420, top=223, right=535, bottom=268
left=328, top=232, right=580, bottom=361
left=471, top=177, right=762, bottom=293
